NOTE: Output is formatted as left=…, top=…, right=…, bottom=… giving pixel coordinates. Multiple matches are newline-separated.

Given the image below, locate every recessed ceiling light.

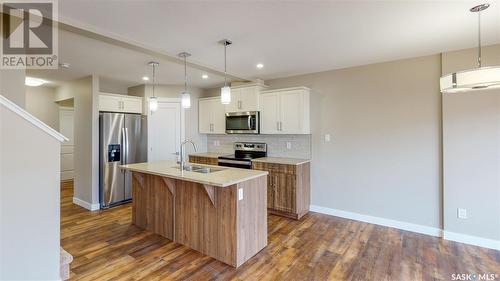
left=202, top=74, right=208, bottom=79
left=142, top=76, right=149, bottom=81
left=256, top=63, right=264, bottom=69
left=25, top=77, right=46, bottom=87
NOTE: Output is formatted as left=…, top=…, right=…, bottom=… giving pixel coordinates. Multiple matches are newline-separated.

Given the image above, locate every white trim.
left=73, top=197, right=100, bottom=211
left=261, top=86, right=311, bottom=94
left=443, top=231, right=500, bottom=251
left=0, top=95, right=68, bottom=142
left=310, top=205, right=442, bottom=237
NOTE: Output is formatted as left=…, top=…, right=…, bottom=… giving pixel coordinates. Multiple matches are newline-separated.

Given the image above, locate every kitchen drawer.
left=252, top=162, right=296, bottom=175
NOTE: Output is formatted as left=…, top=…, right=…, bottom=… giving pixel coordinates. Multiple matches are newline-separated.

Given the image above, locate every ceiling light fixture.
left=178, top=52, right=192, bottom=109
left=220, top=39, right=232, bottom=104
left=148, top=61, right=159, bottom=112
left=59, top=63, right=71, bottom=69
left=440, top=3, right=500, bottom=93
left=25, top=77, right=46, bottom=87
left=142, top=76, right=149, bottom=81
left=202, top=74, right=208, bottom=79
left=256, top=63, right=264, bottom=69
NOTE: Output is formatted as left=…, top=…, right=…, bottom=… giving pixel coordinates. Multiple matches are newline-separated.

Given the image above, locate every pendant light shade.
left=440, top=3, right=500, bottom=94
left=220, top=39, right=232, bottom=104
left=181, top=91, right=191, bottom=108
left=148, top=61, right=159, bottom=112
left=178, top=52, right=192, bottom=109
left=440, top=67, right=500, bottom=93
left=221, top=86, right=231, bottom=104
left=149, top=96, right=158, bottom=111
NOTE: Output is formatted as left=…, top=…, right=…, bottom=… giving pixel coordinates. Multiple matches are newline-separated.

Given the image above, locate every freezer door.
left=99, top=112, right=126, bottom=208
left=124, top=114, right=147, bottom=200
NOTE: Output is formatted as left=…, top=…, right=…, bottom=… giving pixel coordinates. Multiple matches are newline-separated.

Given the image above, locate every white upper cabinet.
left=225, top=85, right=267, bottom=113
left=260, top=92, right=280, bottom=134
left=260, top=87, right=310, bottom=134
left=199, top=97, right=226, bottom=134
left=99, top=93, right=143, bottom=114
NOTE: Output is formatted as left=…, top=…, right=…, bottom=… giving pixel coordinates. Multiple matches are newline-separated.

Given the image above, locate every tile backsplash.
left=207, top=134, right=311, bottom=159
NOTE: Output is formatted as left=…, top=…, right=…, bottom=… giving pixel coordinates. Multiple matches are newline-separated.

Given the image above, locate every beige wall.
left=128, top=84, right=207, bottom=152
left=55, top=76, right=99, bottom=207
left=99, top=77, right=131, bottom=94
left=25, top=86, right=59, bottom=130
left=0, top=69, right=25, bottom=107
left=1, top=106, right=60, bottom=280
left=267, top=55, right=443, bottom=229
left=442, top=45, right=500, bottom=241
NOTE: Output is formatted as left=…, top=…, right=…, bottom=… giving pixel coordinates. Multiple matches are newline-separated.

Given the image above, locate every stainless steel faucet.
left=180, top=139, right=197, bottom=171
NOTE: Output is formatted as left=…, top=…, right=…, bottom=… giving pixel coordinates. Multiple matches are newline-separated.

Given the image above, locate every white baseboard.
left=73, top=197, right=100, bottom=211
left=310, top=205, right=442, bottom=237
left=310, top=205, right=500, bottom=251
left=443, top=231, right=500, bottom=251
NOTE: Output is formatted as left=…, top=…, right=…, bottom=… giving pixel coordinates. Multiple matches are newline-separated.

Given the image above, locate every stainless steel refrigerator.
left=99, top=112, right=147, bottom=209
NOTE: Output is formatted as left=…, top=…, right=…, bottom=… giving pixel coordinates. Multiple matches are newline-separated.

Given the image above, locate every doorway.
left=58, top=99, right=75, bottom=181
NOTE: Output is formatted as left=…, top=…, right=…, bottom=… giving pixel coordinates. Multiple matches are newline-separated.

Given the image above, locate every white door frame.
left=147, top=97, right=185, bottom=161
left=59, top=106, right=75, bottom=181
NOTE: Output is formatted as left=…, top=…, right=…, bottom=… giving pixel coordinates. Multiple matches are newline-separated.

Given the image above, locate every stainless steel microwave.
left=225, top=111, right=260, bottom=134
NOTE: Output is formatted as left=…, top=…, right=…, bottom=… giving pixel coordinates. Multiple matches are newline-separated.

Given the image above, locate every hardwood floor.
left=61, top=181, right=499, bottom=280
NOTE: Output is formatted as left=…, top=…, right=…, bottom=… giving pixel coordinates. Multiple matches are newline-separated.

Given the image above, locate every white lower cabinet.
left=199, top=97, right=226, bottom=134
left=260, top=87, right=310, bottom=134
left=99, top=93, right=142, bottom=114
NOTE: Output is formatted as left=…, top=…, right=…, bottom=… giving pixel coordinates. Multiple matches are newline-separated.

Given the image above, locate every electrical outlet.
left=325, top=134, right=331, bottom=142
left=213, top=140, right=220, bottom=146
left=286, top=142, right=292, bottom=150
left=238, top=188, right=243, bottom=201
left=457, top=208, right=467, bottom=219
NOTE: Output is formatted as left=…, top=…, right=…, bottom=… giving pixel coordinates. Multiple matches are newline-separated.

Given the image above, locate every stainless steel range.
left=218, top=142, right=267, bottom=169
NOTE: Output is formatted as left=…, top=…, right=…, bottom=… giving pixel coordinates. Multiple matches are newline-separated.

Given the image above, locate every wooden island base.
left=131, top=172, right=267, bottom=267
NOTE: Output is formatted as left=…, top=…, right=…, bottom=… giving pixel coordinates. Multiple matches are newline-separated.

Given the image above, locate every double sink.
left=176, top=165, right=224, bottom=174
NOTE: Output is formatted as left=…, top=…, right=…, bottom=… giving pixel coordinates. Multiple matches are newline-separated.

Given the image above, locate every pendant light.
left=148, top=61, right=159, bottom=112
left=178, top=52, right=192, bottom=109
left=440, top=3, right=500, bottom=93
left=220, top=39, right=232, bottom=104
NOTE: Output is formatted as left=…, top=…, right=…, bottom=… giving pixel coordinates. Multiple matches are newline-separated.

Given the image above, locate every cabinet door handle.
left=276, top=122, right=280, bottom=131
left=279, top=121, right=282, bottom=131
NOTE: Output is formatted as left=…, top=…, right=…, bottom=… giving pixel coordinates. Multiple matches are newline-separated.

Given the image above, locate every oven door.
left=226, top=112, right=259, bottom=134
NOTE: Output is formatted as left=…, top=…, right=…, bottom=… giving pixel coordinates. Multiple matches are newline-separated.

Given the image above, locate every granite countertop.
left=189, top=152, right=229, bottom=158
left=121, top=160, right=268, bottom=187
left=251, top=157, right=311, bottom=165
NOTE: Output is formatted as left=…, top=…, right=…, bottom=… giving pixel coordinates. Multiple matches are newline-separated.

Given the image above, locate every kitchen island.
left=120, top=160, right=268, bottom=267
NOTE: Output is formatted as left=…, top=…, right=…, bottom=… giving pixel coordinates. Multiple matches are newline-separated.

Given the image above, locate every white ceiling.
left=56, top=0, right=500, bottom=82
left=27, top=29, right=228, bottom=89
left=29, top=0, right=500, bottom=88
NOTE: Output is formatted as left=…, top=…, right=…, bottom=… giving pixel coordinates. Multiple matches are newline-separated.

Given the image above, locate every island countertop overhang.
left=120, top=160, right=268, bottom=187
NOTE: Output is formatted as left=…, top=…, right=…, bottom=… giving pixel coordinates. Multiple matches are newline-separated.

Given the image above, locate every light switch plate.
left=238, top=188, right=243, bottom=201
left=325, top=134, right=331, bottom=142
left=286, top=142, right=292, bottom=150
left=457, top=208, right=467, bottom=219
